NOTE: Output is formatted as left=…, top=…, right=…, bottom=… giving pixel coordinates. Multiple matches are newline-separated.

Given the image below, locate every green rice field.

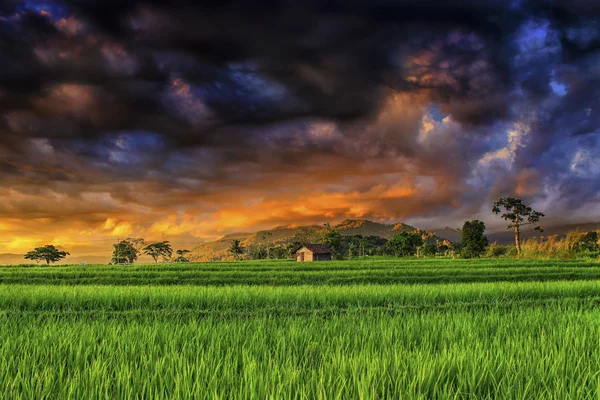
left=2, top=258, right=600, bottom=398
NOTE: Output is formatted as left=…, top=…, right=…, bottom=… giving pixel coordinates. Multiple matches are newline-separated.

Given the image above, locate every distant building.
left=294, top=244, right=332, bottom=262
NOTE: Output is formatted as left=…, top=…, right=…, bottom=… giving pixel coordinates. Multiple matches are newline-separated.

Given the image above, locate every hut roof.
left=294, top=244, right=332, bottom=254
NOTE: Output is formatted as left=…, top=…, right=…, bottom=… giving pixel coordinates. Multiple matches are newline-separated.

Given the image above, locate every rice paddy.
left=2, top=258, right=600, bottom=398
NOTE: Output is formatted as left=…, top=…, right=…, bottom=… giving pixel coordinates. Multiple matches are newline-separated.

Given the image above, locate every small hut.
left=294, top=244, right=332, bottom=262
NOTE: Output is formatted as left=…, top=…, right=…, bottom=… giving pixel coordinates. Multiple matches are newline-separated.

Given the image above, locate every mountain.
left=190, top=219, right=439, bottom=261
left=428, top=227, right=461, bottom=243
left=335, top=219, right=417, bottom=238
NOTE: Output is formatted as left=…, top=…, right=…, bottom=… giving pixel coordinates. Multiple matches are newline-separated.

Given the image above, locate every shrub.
left=576, top=231, right=600, bottom=258
left=421, top=244, right=437, bottom=257
left=485, top=242, right=517, bottom=258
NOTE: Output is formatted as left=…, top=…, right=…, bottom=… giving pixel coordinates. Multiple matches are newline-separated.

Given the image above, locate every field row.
left=3, top=259, right=600, bottom=285
left=2, top=304, right=599, bottom=399
left=1, top=280, right=600, bottom=314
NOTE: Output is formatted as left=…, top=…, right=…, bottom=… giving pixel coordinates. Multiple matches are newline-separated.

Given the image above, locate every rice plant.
left=1, top=259, right=600, bottom=398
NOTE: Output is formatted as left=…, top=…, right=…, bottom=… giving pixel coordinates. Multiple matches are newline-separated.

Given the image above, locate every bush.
left=421, top=244, right=437, bottom=257
left=485, top=243, right=517, bottom=258
left=576, top=231, right=600, bottom=258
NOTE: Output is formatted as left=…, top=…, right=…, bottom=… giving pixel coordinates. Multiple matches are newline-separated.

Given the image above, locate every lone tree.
left=111, top=238, right=144, bottom=264
left=228, top=240, right=245, bottom=260
left=174, top=249, right=191, bottom=262
left=492, top=197, right=544, bottom=254
left=143, top=241, right=173, bottom=263
left=460, top=219, right=489, bottom=258
left=24, top=245, right=69, bottom=265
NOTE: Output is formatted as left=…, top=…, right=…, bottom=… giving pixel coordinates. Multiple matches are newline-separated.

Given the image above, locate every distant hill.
left=190, top=219, right=441, bottom=261
left=428, top=227, right=462, bottom=243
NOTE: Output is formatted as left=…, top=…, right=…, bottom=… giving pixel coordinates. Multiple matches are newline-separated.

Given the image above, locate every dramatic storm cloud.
left=1, top=0, right=599, bottom=252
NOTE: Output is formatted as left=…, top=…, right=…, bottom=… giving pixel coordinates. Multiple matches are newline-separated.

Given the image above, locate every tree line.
left=21, top=197, right=600, bottom=264
left=22, top=239, right=191, bottom=265
left=109, top=239, right=191, bottom=264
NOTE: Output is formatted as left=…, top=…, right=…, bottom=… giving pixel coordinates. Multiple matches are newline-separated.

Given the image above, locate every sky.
left=1, top=0, right=600, bottom=255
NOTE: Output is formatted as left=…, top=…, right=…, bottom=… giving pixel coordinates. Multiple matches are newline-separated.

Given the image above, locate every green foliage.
left=143, top=241, right=173, bottom=263
left=24, top=245, right=69, bottom=265
left=111, top=238, right=144, bottom=264
left=485, top=242, right=517, bottom=258
left=269, top=245, right=289, bottom=259
left=492, top=197, right=545, bottom=253
left=576, top=231, right=600, bottom=258
left=386, top=232, right=423, bottom=257
left=228, top=240, right=245, bottom=260
left=421, top=243, right=437, bottom=257
left=248, top=245, right=268, bottom=260
left=460, top=219, right=489, bottom=258
left=492, top=197, right=545, bottom=229
left=321, top=224, right=343, bottom=259
left=337, top=235, right=388, bottom=257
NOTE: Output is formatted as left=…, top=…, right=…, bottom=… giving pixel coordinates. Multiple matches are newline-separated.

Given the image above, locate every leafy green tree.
left=24, top=245, right=69, bottom=265
left=127, top=238, right=146, bottom=252
left=386, top=232, right=423, bottom=257
left=249, top=245, right=268, bottom=260
left=493, top=197, right=544, bottom=254
left=111, top=239, right=141, bottom=264
left=460, top=219, right=489, bottom=258
left=284, top=243, right=299, bottom=259
left=143, top=241, right=173, bottom=263
left=228, top=240, right=245, bottom=260
left=322, top=224, right=343, bottom=259
left=270, top=245, right=288, bottom=259
left=174, top=249, right=191, bottom=262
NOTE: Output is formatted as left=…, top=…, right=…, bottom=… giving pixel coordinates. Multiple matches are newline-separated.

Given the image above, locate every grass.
left=1, top=258, right=600, bottom=398
left=3, top=258, right=600, bottom=285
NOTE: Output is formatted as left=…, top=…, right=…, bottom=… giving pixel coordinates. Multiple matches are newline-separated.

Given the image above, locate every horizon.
left=2, top=1, right=600, bottom=255
left=2, top=216, right=599, bottom=263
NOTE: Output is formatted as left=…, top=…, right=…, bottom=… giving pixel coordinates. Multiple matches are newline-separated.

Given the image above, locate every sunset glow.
left=1, top=0, right=600, bottom=258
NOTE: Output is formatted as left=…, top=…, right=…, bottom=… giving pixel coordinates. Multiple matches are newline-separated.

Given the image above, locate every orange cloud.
left=515, top=168, right=541, bottom=196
